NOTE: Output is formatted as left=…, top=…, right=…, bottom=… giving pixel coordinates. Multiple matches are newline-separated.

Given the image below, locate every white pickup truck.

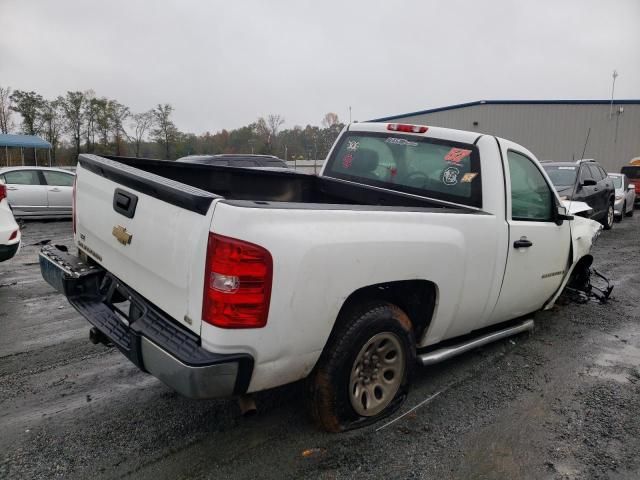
left=40, top=122, right=602, bottom=431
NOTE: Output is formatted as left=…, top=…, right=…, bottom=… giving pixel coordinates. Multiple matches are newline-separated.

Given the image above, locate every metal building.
left=372, top=100, right=640, bottom=172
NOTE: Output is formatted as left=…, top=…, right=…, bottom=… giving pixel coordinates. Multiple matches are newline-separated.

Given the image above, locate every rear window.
left=543, top=165, right=577, bottom=187
left=324, top=132, right=482, bottom=207
left=621, top=166, right=640, bottom=179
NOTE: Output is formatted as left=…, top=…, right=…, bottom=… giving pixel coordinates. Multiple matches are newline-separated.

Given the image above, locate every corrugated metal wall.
left=391, top=103, right=640, bottom=172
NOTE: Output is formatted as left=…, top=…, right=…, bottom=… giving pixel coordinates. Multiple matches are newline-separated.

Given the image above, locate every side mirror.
left=581, top=178, right=597, bottom=187
left=555, top=205, right=574, bottom=225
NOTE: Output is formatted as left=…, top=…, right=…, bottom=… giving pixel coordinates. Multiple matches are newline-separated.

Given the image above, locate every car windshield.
left=621, top=166, right=640, bottom=179
left=610, top=176, right=623, bottom=189
left=542, top=165, right=577, bottom=187
left=324, top=132, right=482, bottom=207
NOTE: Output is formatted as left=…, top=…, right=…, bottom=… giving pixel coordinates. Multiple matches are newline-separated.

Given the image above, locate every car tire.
left=602, top=202, right=614, bottom=230
left=308, top=301, right=415, bottom=432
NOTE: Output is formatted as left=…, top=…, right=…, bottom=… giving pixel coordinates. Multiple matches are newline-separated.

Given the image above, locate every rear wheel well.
left=330, top=280, right=437, bottom=344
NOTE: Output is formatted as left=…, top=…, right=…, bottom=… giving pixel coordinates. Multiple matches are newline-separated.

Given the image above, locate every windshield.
left=621, top=166, right=640, bottom=179
left=610, top=176, right=623, bottom=189
left=324, top=132, right=482, bottom=207
left=542, top=165, right=577, bottom=187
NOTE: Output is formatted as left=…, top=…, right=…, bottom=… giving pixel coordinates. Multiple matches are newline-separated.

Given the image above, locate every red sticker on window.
left=444, top=148, right=472, bottom=164
left=342, top=153, right=353, bottom=169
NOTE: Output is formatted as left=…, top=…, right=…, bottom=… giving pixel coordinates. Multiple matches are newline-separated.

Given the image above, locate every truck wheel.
left=602, top=202, right=614, bottom=230
left=308, top=301, right=415, bottom=432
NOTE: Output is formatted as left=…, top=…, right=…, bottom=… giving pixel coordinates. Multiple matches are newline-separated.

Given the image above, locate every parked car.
left=621, top=161, right=640, bottom=206
left=0, top=167, right=75, bottom=218
left=542, top=159, right=615, bottom=229
left=608, top=173, right=635, bottom=219
left=0, top=180, right=21, bottom=262
left=177, top=154, right=289, bottom=169
left=40, top=122, right=602, bottom=431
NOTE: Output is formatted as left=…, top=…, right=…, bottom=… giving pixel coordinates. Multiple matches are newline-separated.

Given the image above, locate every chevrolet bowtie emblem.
left=112, top=225, right=133, bottom=245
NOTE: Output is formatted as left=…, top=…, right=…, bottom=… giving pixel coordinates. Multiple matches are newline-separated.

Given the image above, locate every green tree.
left=10, top=90, right=46, bottom=135
left=59, top=91, right=86, bottom=160
left=0, top=86, right=14, bottom=134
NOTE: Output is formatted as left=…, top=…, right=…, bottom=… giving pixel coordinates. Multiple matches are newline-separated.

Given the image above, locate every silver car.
left=0, top=167, right=75, bottom=218
left=608, top=173, right=635, bottom=219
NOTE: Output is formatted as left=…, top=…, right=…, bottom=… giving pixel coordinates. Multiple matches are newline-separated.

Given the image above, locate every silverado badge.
left=112, top=225, right=132, bottom=245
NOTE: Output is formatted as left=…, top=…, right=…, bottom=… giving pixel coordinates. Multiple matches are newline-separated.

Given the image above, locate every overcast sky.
left=1, top=0, right=639, bottom=134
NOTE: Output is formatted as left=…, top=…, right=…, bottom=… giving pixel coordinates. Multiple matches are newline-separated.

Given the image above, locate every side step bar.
left=417, top=319, right=534, bottom=366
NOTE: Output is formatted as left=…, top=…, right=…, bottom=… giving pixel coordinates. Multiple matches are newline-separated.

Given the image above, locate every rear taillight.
left=387, top=123, right=428, bottom=133
left=72, top=175, right=77, bottom=236
left=9, top=229, right=18, bottom=241
left=0, top=183, right=6, bottom=202
left=202, top=233, right=273, bottom=329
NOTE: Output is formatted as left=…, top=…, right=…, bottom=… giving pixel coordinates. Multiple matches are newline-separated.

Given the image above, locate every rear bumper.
left=0, top=242, right=19, bottom=262
left=39, top=245, right=253, bottom=399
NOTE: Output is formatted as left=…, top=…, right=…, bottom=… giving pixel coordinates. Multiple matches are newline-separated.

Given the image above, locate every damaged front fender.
left=544, top=210, right=610, bottom=308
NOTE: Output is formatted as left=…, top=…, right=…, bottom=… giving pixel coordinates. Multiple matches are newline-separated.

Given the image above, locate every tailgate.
left=74, top=155, right=218, bottom=334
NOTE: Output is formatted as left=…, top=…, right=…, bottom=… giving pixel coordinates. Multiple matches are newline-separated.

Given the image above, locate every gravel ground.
left=0, top=215, right=639, bottom=480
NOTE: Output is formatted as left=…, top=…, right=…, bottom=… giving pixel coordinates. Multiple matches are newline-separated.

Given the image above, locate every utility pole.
left=609, top=70, right=618, bottom=119
left=349, top=106, right=352, bottom=124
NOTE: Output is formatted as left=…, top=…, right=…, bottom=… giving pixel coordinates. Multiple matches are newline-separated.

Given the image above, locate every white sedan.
left=0, top=180, right=21, bottom=262
left=0, top=167, right=75, bottom=218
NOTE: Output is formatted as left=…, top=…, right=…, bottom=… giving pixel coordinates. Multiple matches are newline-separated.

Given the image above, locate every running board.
left=417, top=319, right=535, bottom=366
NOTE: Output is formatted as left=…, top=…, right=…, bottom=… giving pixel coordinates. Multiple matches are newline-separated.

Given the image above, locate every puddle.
left=585, top=327, right=640, bottom=384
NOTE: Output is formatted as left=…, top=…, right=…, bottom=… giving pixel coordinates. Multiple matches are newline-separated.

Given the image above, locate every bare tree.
left=322, top=112, right=340, bottom=128
left=267, top=114, right=285, bottom=139
left=130, top=110, right=154, bottom=157
left=59, top=91, right=86, bottom=160
left=0, top=86, right=14, bottom=133
left=110, top=101, right=130, bottom=156
left=42, top=99, right=65, bottom=163
left=152, top=104, right=178, bottom=159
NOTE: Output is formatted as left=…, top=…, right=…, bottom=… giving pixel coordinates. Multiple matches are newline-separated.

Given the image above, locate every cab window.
left=507, top=151, right=554, bottom=221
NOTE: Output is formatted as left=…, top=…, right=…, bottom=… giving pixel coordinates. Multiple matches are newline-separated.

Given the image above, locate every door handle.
left=513, top=238, right=533, bottom=248
left=7, top=186, right=18, bottom=190
left=49, top=188, right=61, bottom=192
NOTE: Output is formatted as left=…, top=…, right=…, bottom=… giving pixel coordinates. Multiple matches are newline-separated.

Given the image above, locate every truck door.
left=491, top=148, right=570, bottom=322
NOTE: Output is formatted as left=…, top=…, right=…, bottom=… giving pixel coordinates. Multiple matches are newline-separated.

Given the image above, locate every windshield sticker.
left=342, top=153, right=353, bottom=169
left=461, top=172, right=478, bottom=183
left=558, top=166, right=576, bottom=170
left=442, top=166, right=460, bottom=186
left=346, top=140, right=360, bottom=151
left=385, top=137, right=418, bottom=147
left=444, top=148, right=472, bottom=164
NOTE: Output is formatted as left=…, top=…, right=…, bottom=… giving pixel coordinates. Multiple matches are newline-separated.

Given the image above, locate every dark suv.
left=542, top=159, right=615, bottom=229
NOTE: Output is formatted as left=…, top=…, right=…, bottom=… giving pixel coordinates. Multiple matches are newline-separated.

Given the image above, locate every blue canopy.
left=0, top=134, right=51, bottom=149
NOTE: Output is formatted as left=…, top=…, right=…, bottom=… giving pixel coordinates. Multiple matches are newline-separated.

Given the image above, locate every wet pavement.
left=0, top=215, right=639, bottom=479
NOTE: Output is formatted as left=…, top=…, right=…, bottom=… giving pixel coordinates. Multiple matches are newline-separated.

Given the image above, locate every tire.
left=308, top=301, right=415, bottom=432
left=602, top=202, right=614, bottom=230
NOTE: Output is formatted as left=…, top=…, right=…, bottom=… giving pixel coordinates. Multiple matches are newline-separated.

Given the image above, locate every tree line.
left=0, top=85, right=344, bottom=165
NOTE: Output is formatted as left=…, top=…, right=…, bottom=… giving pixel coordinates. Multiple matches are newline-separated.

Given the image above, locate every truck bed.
left=83, top=154, right=471, bottom=213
